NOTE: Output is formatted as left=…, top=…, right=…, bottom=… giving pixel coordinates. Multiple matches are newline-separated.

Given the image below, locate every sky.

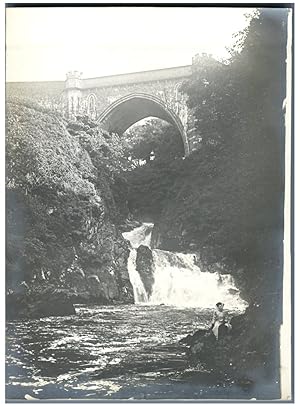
left=6, top=7, right=253, bottom=82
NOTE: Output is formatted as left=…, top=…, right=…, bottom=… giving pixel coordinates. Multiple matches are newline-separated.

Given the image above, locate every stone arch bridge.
left=7, top=62, right=203, bottom=155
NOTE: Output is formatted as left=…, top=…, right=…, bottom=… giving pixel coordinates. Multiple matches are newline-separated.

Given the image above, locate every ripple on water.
left=6, top=304, right=242, bottom=400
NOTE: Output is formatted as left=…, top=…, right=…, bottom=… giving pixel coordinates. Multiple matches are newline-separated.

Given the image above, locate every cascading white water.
left=122, top=223, right=153, bottom=303
left=125, top=249, right=148, bottom=302
left=150, top=250, right=247, bottom=310
left=123, top=223, right=247, bottom=311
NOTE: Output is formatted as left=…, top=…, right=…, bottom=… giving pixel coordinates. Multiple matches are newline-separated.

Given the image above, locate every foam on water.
left=123, top=223, right=247, bottom=311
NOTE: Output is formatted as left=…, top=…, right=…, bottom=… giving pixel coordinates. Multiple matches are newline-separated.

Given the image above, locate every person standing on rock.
left=210, top=302, right=231, bottom=340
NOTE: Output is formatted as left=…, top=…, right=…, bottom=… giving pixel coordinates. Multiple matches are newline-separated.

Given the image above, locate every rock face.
left=6, top=287, right=76, bottom=320
left=179, top=306, right=280, bottom=398
left=62, top=222, right=134, bottom=305
left=136, top=245, right=155, bottom=297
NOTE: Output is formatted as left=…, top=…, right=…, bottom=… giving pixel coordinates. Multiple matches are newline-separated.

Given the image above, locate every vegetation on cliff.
left=156, top=8, right=287, bottom=301
left=6, top=100, right=134, bottom=314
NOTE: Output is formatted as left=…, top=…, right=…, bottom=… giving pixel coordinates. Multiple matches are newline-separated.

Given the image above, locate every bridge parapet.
left=7, top=60, right=205, bottom=155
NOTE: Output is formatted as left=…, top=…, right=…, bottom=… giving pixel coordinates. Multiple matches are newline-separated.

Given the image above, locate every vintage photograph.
left=5, top=3, right=293, bottom=402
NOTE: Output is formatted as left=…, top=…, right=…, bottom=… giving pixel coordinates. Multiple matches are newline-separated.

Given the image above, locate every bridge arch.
left=97, top=93, right=189, bottom=156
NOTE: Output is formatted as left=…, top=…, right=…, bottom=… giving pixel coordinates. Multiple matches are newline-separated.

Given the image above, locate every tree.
left=158, top=7, right=288, bottom=297
left=123, top=118, right=184, bottom=166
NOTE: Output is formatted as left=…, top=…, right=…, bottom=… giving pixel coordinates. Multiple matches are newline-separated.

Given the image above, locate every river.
left=6, top=223, right=248, bottom=401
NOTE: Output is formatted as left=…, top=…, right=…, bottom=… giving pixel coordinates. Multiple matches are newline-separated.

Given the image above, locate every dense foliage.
left=123, top=118, right=184, bottom=165
left=6, top=100, right=129, bottom=289
left=121, top=119, right=184, bottom=220
left=153, top=9, right=287, bottom=295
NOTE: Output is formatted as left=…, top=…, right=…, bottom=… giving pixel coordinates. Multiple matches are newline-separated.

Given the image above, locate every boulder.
left=179, top=328, right=211, bottom=346
left=180, top=321, right=236, bottom=370
left=6, top=289, right=76, bottom=320
left=136, top=245, right=155, bottom=297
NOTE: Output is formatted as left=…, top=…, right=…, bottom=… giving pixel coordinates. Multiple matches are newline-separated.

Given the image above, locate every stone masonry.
left=7, top=57, right=207, bottom=155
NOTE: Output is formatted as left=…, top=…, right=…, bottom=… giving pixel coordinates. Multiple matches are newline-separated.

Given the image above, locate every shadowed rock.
left=136, top=245, right=155, bottom=297
left=6, top=288, right=76, bottom=320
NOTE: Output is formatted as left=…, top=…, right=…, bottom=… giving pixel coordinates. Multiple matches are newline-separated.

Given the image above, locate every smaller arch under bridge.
left=97, top=93, right=189, bottom=156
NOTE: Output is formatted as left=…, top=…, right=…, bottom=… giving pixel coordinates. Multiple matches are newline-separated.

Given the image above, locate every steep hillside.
left=6, top=99, right=133, bottom=318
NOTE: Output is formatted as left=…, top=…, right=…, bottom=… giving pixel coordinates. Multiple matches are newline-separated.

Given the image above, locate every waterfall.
left=123, top=223, right=247, bottom=311
left=150, top=250, right=247, bottom=310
